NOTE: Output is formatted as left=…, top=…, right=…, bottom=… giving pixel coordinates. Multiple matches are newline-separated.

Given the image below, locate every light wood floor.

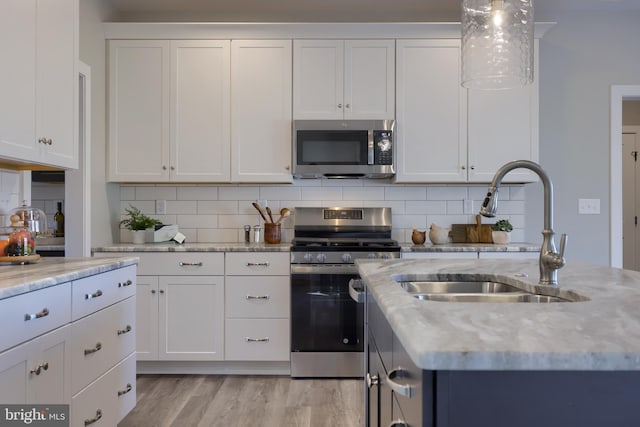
left=118, top=375, right=364, bottom=427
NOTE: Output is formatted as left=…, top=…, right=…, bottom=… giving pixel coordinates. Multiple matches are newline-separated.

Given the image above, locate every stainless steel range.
left=290, top=207, right=400, bottom=378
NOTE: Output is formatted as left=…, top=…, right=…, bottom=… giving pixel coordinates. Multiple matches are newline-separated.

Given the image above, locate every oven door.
left=290, top=264, right=364, bottom=353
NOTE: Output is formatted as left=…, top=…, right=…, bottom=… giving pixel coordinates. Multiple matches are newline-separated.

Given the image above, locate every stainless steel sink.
left=400, top=280, right=522, bottom=294
left=412, top=293, right=569, bottom=303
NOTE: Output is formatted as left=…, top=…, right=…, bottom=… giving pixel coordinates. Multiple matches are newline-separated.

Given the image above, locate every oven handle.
left=291, top=264, right=359, bottom=275
left=348, top=279, right=365, bottom=303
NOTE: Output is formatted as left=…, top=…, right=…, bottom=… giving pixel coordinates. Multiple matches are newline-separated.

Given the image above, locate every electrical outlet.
left=578, top=198, right=600, bottom=215
left=156, top=199, right=167, bottom=215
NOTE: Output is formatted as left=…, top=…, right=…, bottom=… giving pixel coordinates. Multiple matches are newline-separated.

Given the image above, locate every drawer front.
left=71, top=297, right=136, bottom=394
left=136, top=252, right=224, bottom=276
left=225, top=318, right=290, bottom=361
left=226, top=276, right=290, bottom=318
left=0, top=283, right=71, bottom=352
left=391, top=332, right=427, bottom=427
left=71, top=266, right=136, bottom=320
left=225, top=252, right=289, bottom=276
left=71, top=353, right=136, bottom=427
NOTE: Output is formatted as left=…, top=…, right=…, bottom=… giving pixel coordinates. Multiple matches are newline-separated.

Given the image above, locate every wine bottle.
left=54, top=202, right=65, bottom=237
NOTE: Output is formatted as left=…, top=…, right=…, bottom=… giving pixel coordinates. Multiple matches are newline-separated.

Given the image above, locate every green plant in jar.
left=119, top=205, right=162, bottom=231
left=491, top=219, right=513, bottom=232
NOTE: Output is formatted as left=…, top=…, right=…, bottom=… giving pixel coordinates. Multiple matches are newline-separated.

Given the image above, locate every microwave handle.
left=368, top=130, right=374, bottom=165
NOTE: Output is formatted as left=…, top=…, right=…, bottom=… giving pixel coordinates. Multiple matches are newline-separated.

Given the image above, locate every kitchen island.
left=358, top=258, right=640, bottom=427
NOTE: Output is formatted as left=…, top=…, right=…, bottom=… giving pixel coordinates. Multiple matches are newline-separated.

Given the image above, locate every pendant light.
left=461, top=0, right=534, bottom=90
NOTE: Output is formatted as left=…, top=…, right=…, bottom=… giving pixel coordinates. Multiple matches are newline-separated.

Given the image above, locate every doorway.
left=622, top=126, right=640, bottom=270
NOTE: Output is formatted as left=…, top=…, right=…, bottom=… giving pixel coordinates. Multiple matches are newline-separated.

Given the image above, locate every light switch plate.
left=578, top=198, right=600, bottom=214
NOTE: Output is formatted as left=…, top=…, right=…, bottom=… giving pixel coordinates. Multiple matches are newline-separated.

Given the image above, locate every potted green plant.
left=491, top=219, right=513, bottom=244
left=119, top=205, right=162, bottom=244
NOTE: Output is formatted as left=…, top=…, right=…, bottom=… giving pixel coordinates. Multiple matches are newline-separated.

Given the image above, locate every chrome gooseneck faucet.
left=479, top=160, right=567, bottom=286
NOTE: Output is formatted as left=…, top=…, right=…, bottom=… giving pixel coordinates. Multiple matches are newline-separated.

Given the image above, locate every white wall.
left=79, top=0, right=119, bottom=247
left=528, top=10, right=640, bottom=265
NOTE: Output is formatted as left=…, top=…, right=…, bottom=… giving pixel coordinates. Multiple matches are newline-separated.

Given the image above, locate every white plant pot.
left=131, top=230, right=146, bottom=244
left=492, top=230, right=510, bottom=245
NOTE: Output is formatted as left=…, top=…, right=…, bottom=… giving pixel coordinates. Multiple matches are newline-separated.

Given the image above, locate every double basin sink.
left=393, top=275, right=588, bottom=303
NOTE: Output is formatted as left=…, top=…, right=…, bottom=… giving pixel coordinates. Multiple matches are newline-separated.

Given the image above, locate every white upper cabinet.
left=231, top=40, right=293, bottom=183
left=0, top=0, right=78, bottom=169
left=395, top=39, right=539, bottom=183
left=293, top=40, right=395, bottom=120
left=395, top=39, right=467, bottom=183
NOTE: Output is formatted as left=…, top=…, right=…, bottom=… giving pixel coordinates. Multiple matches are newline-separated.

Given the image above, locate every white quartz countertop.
left=0, top=256, right=138, bottom=300
left=357, top=258, right=640, bottom=371
left=400, top=242, right=539, bottom=252
left=92, top=242, right=291, bottom=252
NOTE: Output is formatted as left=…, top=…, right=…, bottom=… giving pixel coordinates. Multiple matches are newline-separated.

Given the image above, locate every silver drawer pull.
left=118, top=279, right=133, bottom=288
left=245, top=337, right=270, bottom=343
left=246, top=262, right=270, bottom=267
left=29, top=362, right=49, bottom=376
left=179, top=261, right=203, bottom=267
left=366, top=373, right=379, bottom=388
left=84, top=409, right=102, bottom=426
left=24, top=308, right=49, bottom=321
left=84, top=342, right=102, bottom=356
left=117, top=383, right=133, bottom=397
left=245, top=295, right=270, bottom=300
left=387, top=368, right=413, bottom=398
left=85, top=289, right=103, bottom=300
left=117, top=325, right=132, bottom=336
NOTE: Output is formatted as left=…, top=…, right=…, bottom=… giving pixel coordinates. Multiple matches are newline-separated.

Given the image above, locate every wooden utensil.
left=276, top=207, right=291, bottom=224
left=252, top=202, right=269, bottom=223
left=450, top=224, right=467, bottom=243
left=266, top=206, right=275, bottom=223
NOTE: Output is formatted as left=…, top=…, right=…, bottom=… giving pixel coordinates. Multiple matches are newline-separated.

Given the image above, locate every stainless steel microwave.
left=293, top=120, right=395, bottom=179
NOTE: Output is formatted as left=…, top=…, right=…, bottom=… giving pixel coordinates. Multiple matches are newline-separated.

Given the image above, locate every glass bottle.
left=54, top=202, right=65, bottom=237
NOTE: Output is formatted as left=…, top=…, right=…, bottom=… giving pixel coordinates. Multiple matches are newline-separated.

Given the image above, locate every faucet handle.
left=558, top=233, right=568, bottom=259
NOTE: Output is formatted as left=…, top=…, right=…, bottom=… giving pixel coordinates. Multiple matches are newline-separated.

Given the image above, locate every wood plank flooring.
left=118, top=375, right=364, bottom=427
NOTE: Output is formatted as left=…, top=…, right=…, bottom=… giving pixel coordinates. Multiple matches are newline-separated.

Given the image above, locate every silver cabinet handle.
left=117, top=325, right=132, bottom=336
left=388, top=421, right=408, bottom=427
left=38, top=137, right=52, bottom=145
left=387, top=368, right=413, bottom=398
left=30, top=362, right=49, bottom=375
left=470, top=165, right=476, bottom=170
left=85, top=289, right=103, bottom=300
left=118, top=279, right=133, bottom=288
left=179, top=261, right=203, bottom=267
left=24, top=308, right=49, bottom=321
left=151, top=289, right=156, bottom=294
left=245, top=337, right=270, bottom=343
left=461, top=165, right=466, bottom=170
left=245, top=295, right=270, bottom=300
left=246, top=262, right=269, bottom=267
left=84, top=342, right=102, bottom=356
left=117, top=383, right=133, bottom=397
left=345, top=103, right=351, bottom=109
left=337, top=103, right=343, bottom=108
left=84, top=409, right=102, bottom=426
left=366, top=373, right=379, bottom=388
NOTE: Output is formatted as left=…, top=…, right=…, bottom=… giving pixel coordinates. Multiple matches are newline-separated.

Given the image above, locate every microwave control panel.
left=374, top=131, right=393, bottom=165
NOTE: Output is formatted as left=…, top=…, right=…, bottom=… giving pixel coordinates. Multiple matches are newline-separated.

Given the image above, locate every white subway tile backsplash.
left=117, top=181, right=528, bottom=243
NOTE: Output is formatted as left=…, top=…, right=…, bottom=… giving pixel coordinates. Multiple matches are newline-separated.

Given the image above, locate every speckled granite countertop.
left=0, top=256, right=138, bottom=300
left=357, top=258, right=640, bottom=371
left=401, top=242, right=539, bottom=252
left=92, top=242, right=291, bottom=253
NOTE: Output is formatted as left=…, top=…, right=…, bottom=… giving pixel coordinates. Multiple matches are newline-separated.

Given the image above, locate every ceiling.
left=105, top=0, right=640, bottom=22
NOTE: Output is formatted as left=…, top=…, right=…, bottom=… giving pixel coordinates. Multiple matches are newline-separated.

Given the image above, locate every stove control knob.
left=316, top=253, right=327, bottom=263
left=380, top=253, right=391, bottom=260
left=341, top=253, right=352, bottom=263
left=303, top=253, right=314, bottom=263
left=367, top=253, right=378, bottom=260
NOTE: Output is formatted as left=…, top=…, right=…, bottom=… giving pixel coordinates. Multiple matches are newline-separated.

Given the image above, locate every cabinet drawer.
left=71, top=266, right=136, bottom=320
left=71, top=352, right=136, bottom=427
left=0, top=283, right=71, bottom=352
left=226, top=276, right=290, bottom=318
left=71, top=297, right=136, bottom=394
left=225, top=252, right=289, bottom=275
left=136, top=252, right=224, bottom=276
left=225, top=318, right=290, bottom=361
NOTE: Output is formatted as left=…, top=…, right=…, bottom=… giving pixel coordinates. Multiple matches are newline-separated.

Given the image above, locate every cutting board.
left=466, top=215, right=493, bottom=243
left=450, top=224, right=468, bottom=243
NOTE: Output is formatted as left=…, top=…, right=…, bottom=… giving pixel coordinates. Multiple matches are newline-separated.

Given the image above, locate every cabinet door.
left=395, top=40, right=467, bottom=183
left=293, top=40, right=344, bottom=120
left=344, top=40, right=395, bottom=120
left=35, top=0, right=78, bottom=169
left=135, top=276, right=159, bottom=361
left=158, top=276, right=224, bottom=360
left=108, top=40, right=170, bottom=182
left=171, top=40, right=231, bottom=182
left=0, top=0, right=37, bottom=163
left=467, top=42, right=539, bottom=183
left=231, top=40, right=293, bottom=182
